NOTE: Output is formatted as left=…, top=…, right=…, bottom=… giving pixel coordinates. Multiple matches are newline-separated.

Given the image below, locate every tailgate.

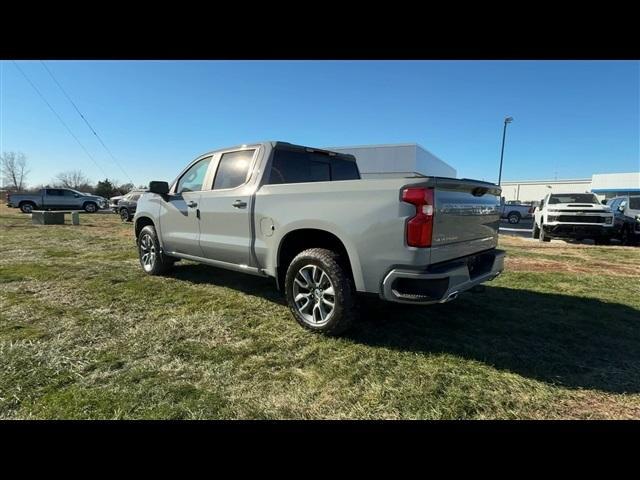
left=430, top=178, right=501, bottom=264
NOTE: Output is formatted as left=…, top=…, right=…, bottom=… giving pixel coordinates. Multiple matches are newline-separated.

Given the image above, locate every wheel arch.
left=275, top=228, right=363, bottom=292
left=134, top=216, right=156, bottom=240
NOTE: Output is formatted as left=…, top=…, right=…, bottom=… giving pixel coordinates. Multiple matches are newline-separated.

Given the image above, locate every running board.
left=165, top=251, right=269, bottom=277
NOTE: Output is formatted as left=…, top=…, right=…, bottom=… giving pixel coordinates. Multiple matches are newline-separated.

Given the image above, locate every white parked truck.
left=532, top=192, right=614, bottom=244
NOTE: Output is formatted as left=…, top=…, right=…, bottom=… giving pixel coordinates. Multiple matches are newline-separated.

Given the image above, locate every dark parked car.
left=114, top=191, right=144, bottom=222
left=608, top=195, right=640, bottom=245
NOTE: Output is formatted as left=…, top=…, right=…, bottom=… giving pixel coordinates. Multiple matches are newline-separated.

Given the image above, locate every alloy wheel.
left=292, top=264, right=336, bottom=326
left=139, top=233, right=156, bottom=272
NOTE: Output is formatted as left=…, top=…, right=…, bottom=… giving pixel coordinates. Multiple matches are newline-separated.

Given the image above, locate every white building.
left=501, top=172, right=640, bottom=203
left=327, top=143, right=456, bottom=179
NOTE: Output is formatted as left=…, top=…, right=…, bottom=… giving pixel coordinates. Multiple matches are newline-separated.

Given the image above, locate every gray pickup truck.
left=500, top=200, right=533, bottom=224
left=134, top=141, right=505, bottom=335
left=7, top=188, right=107, bottom=213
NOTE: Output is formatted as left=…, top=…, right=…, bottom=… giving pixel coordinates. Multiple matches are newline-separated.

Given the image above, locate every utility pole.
left=498, top=116, right=513, bottom=185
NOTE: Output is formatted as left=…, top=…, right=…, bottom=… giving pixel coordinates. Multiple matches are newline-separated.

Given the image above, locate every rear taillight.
left=402, top=187, right=434, bottom=247
left=528, top=206, right=534, bottom=214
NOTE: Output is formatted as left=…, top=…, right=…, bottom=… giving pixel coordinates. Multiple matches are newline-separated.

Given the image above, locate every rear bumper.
left=380, top=248, right=505, bottom=304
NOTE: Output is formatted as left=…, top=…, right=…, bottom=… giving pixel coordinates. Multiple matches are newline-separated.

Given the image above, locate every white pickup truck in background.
left=532, top=192, right=614, bottom=244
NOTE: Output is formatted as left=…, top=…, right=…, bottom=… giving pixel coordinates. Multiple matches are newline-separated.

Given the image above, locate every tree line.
left=1, top=151, right=145, bottom=199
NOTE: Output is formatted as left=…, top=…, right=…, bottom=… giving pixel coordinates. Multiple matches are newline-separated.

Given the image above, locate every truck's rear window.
left=267, top=148, right=360, bottom=185
left=630, top=197, right=640, bottom=210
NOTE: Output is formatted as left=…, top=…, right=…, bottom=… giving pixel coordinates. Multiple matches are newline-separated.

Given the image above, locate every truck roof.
left=195, top=141, right=357, bottom=162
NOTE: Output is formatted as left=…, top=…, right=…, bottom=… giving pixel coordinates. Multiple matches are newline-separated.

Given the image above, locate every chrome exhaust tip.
left=445, top=291, right=459, bottom=302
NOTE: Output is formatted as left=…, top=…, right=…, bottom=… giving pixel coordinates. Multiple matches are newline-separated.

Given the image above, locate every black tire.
left=620, top=226, right=630, bottom=246
left=19, top=202, right=35, bottom=214
left=539, top=226, right=551, bottom=242
left=532, top=222, right=540, bottom=239
left=83, top=202, right=98, bottom=213
left=507, top=212, right=521, bottom=224
left=594, top=237, right=611, bottom=246
left=619, top=226, right=636, bottom=246
left=120, top=208, right=131, bottom=222
left=285, top=247, right=357, bottom=336
left=137, top=225, right=173, bottom=275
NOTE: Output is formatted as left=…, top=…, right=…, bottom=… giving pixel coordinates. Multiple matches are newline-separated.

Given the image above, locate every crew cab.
left=133, top=141, right=505, bottom=335
left=6, top=188, right=107, bottom=214
left=532, top=192, right=613, bottom=244
left=608, top=195, right=640, bottom=245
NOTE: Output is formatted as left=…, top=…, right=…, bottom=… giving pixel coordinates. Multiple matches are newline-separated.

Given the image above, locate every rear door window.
left=267, top=148, right=359, bottom=185
left=212, top=150, right=255, bottom=190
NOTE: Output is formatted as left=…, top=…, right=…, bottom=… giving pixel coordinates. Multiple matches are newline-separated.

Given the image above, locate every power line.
left=40, top=61, right=135, bottom=185
left=11, top=61, right=110, bottom=179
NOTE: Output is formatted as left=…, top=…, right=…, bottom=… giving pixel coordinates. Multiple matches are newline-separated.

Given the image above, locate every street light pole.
left=498, top=116, right=513, bottom=186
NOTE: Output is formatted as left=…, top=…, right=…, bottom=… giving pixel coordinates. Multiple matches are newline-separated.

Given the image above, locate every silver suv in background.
left=134, top=141, right=505, bottom=335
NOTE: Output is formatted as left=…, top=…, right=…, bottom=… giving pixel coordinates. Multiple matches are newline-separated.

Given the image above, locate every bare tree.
left=55, top=170, right=92, bottom=191
left=1, top=152, right=30, bottom=191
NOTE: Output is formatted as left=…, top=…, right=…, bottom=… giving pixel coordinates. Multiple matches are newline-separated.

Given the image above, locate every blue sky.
left=1, top=60, right=638, bottom=187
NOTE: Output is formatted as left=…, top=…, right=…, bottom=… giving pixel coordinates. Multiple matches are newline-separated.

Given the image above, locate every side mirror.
left=619, top=205, right=626, bottom=212
left=74, top=193, right=80, bottom=198
left=149, top=181, right=169, bottom=195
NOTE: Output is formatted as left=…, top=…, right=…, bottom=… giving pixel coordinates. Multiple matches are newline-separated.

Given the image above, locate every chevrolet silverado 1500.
left=134, top=141, right=505, bottom=335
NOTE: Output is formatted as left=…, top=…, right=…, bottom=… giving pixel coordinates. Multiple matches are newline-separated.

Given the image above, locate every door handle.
left=187, top=201, right=198, bottom=208
left=232, top=200, right=247, bottom=209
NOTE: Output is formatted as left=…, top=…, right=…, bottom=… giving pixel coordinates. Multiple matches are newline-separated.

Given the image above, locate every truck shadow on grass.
left=170, top=263, right=639, bottom=394
left=350, top=288, right=640, bottom=394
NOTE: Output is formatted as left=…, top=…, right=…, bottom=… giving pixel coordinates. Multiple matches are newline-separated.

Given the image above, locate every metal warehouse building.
left=501, top=172, right=640, bottom=203
left=327, top=143, right=457, bottom=179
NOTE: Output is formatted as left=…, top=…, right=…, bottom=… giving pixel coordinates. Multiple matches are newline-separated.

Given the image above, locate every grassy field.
left=1, top=203, right=639, bottom=419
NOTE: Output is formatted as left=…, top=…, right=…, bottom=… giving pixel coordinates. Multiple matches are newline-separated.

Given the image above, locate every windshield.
left=630, top=197, right=640, bottom=210
left=548, top=193, right=599, bottom=205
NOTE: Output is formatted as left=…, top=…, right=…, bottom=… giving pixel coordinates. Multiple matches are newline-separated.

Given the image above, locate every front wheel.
left=137, top=225, right=173, bottom=275
left=285, top=248, right=357, bottom=336
left=532, top=222, right=540, bottom=239
left=120, top=208, right=131, bottom=222
left=84, top=202, right=98, bottom=213
left=539, top=226, right=551, bottom=242
left=20, top=202, right=35, bottom=214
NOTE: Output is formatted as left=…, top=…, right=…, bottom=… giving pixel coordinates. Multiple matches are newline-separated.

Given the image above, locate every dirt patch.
left=560, top=393, right=640, bottom=419
left=505, top=256, right=640, bottom=277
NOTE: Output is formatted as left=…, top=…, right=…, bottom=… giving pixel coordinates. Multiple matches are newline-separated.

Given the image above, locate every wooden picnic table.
left=32, top=210, right=82, bottom=226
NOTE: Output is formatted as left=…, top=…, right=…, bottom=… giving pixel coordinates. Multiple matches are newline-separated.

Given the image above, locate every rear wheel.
left=20, top=202, right=35, bottom=214
left=507, top=212, right=521, bottom=224
left=285, top=248, right=357, bottom=336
